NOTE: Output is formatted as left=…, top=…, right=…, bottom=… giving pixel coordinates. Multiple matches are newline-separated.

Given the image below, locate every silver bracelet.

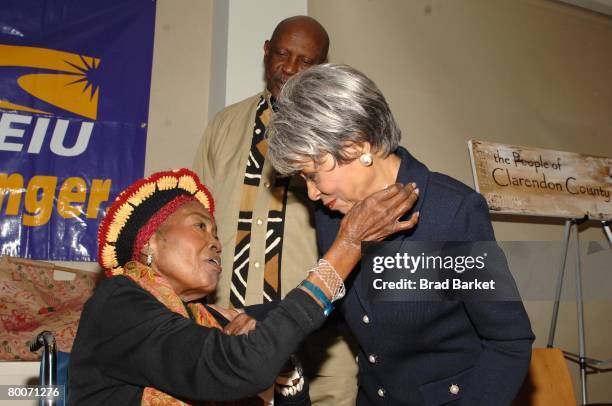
left=307, top=259, right=346, bottom=302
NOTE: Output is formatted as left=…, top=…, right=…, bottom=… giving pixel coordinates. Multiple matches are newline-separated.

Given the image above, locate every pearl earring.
left=359, top=153, right=373, bottom=166
left=146, top=244, right=153, bottom=266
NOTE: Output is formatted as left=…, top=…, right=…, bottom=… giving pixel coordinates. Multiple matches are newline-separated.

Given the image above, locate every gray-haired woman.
left=268, top=63, right=534, bottom=406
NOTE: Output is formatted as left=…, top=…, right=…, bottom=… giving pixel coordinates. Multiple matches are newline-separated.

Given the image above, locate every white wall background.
left=224, top=0, right=307, bottom=107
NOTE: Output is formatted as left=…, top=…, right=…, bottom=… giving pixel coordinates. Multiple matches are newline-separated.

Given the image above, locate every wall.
left=144, top=0, right=213, bottom=175
left=308, top=0, right=612, bottom=402
left=223, top=0, right=308, bottom=107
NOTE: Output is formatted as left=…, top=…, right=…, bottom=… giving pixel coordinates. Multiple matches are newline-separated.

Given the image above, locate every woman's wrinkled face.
left=149, top=201, right=221, bottom=302
left=300, top=152, right=372, bottom=214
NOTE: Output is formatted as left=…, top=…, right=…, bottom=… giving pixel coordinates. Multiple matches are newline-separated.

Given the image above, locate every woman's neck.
left=364, top=152, right=402, bottom=196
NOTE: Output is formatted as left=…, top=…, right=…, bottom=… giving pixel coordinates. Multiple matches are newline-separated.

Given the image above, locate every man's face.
left=264, top=25, right=326, bottom=99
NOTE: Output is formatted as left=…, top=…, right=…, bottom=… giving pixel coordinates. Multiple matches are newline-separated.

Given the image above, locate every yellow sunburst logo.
left=0, top=44, right=100, bottom=120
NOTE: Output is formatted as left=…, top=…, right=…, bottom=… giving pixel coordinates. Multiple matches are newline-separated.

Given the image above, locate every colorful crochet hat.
left=98, top=168, right=214, bottom=277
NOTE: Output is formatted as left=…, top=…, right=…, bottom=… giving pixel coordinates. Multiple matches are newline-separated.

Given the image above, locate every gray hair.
left=267, top=63, right=401, bottom=176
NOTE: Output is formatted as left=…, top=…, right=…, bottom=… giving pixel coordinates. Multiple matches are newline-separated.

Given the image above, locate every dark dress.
left=315, top=147, right=535, bottom=406
left=68, top=276, right=323, bottom=405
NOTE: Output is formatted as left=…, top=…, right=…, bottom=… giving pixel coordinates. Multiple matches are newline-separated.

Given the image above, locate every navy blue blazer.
left=315, top=147, right=534, bottom=406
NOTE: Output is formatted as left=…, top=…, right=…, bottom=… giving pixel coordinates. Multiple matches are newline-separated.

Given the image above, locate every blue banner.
left=0, top=0, right=156, bottom=261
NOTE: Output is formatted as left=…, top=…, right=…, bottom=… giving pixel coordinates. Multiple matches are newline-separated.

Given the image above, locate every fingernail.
left=411, top=182, right=417, bottom=188
left=415, top=211, right=420, bottom=217
left=414, top=188, right=420, bottom=195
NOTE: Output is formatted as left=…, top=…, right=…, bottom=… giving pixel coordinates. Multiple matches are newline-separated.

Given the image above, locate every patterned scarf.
left=229, top=95, right=290, bottom=308
left=123, top=261, right=260, bottom=406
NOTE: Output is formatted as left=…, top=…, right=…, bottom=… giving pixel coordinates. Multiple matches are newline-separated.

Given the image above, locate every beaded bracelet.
left=300, top=280, right=334, bottom=316
left=307, top=259, right=346, bottom=302
left=275, top=355, right=305, bottom=397
left=276, top=375, right=304, bottom=397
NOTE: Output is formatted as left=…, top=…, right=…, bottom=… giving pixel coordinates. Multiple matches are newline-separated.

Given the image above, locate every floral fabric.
left=0, top=256, right=97, bottom=361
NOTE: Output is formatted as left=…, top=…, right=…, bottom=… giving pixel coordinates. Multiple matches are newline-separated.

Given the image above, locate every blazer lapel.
left=352, top=147, right=431, bottom=310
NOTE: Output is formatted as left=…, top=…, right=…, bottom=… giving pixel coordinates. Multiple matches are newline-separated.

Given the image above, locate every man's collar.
left=263, top=87, right=273, bottom=104
left=262, top=88, right=278, bottom=111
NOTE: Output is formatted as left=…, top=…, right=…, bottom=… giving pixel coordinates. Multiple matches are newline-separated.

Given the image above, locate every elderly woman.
left=68, top=168, right=418, bottom=405
left=267, top=64, right=534, bottom=405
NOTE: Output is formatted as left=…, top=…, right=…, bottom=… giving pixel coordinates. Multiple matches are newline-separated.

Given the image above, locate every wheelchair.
left=30, top=331, right=69, bottom=406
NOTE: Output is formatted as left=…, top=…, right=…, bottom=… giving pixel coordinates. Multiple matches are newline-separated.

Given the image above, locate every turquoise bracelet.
left=301, top=280, right=334, bottom=317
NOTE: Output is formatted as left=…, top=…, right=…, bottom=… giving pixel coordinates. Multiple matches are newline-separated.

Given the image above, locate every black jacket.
left=68, top=276, right=324, bottom=405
